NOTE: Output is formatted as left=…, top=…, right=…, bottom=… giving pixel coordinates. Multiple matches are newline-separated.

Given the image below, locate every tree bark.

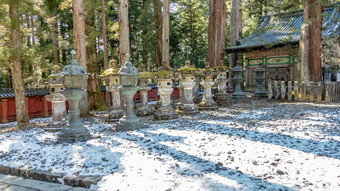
left=152, top=0, right=162, bottom=68
left=162, top=0, right=169, bottom=67
left=141, top=0, right=148, bottom=71
left=229, top=0, right=240, bottom=84
left=299, top=0, right=323, bottom=82
left=119, top=0, right=130, bottom=66
left=72, top=0, right=88, bottom=112
left=9, top=3, right=29, bottom=128
left=208, top=0, right=226, bottom=68
left=101, top=0, right=111, bottom=109
left=52, top=18, right=59, bottom=65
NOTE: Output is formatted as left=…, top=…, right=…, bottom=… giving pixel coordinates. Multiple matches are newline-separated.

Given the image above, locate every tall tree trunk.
left=152, top=0, right=162, bottom=68
left=299, top=0, right=323, bottom=82
left=101, top=0, right=111, bottom=109
left=208, top=0, right=226, bottom=68
left=162, top=0, right=169, bottom=67
left=85, top=16, right=107, bottom=112
left=52, top=18, right=59, bottom=65
left=229, top=0, right=240, bottom=84
left=72, top=0, right=89, bottom=113
left=9, top=3, right=29, bottom=128
left=119, top=0, right=130, bottom=66
left=141, top=0, right=148, bottom=71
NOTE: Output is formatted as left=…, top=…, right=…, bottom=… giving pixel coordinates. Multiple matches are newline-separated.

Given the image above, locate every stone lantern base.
left=108, top=110, right=124, bottom=122
left=136, top=107, right=154, bottom=116
left=154, top=108, right=179, bottom=120
left=57, top=128, right=91, bottom=143
left=214, top=93, right=232, bottom=107
left=198, top=100, right=218, bottom=110
left=116, top=116, right=144, bottom=131
left=177, top=103, right=199, bottom=115
left=57, top=89, right=91, bottom=143
left=253, top=92, right=267, bottom=99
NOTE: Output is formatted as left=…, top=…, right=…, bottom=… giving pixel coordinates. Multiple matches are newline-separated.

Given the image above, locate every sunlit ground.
left=0, top=101, right=339, bottom=191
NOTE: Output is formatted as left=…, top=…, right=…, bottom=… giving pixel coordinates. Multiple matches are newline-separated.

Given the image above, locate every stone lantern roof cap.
left=60, top=50, right=85, bottom=76
left=118, top=54, right=139, bottom=76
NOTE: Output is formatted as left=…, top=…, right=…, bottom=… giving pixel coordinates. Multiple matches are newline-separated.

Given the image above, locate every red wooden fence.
left=0, top=86, right=181, bottom=123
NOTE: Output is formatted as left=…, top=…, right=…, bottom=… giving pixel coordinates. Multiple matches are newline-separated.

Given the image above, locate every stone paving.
left=0, top=174, right=93, bottom=191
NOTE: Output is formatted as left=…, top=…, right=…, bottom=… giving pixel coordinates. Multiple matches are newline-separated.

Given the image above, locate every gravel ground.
left=0, top=100, right=339, bottom=191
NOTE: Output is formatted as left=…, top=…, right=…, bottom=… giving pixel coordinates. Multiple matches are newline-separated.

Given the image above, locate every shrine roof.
left=0, top=88, right=50, bottom=99
left=226, top=4, right=340, bottom=53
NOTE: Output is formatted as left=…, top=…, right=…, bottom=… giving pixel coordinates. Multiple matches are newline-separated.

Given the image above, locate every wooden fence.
left=267, top=81, right=340, bottom=103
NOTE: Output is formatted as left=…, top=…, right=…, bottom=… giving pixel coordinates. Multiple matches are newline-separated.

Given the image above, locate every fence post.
left=301, top=82, right=306, bottom=102
left=268, top=81, right=273, bottom=100
left=325, top=82, right=330, bottom=103
left=287, top=81, right=292, bottom=101
left=43, top=97, right=49, bottom=118
left=281, top=81, right=286, bottom=100
left=274, top=81, right=280, bottom=100
left=316, top=82, right=322, bottom=103
left=309, top=81, right=315, bottom=102
left=331, top=82, right=335, bottom=102
left=1, top=99, right=8, bottom=123
left=294, top=81, right=299, bottom=101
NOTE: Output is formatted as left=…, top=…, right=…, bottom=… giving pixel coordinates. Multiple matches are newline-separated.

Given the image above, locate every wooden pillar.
left=25, top=97, right=29, bottom=115
left=43, top=96, right=49, bottom=118
left=1, top=99, right=8, bottom=123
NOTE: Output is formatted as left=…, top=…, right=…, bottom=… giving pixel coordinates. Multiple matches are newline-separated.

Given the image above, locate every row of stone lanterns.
left=48, top=51, right=266, bottom=143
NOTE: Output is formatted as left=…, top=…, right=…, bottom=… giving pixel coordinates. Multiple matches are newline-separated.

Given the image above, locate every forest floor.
left=0, top=100, right=339, bottom=191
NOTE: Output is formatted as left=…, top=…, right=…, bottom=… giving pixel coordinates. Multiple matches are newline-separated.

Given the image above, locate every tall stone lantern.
left=154, top=62, right=179, bottom=120
left=232, top=59, right=246, bottom=100
left=253, top=63, right=267, bottom=99
left=214, top=62, right=232, bottom=107
left=136, top=72, right=154, bottom=116
left=198, top=63, right=218, bottom=110
left=57, top=50, right=91, bottom=143
left=99, top=60, right=124, bottom=121
left=176, top=61, right=199, bottom=115
left=46, top=65, right=67, bottom=122
left=116, top=55, right=144, bottom=131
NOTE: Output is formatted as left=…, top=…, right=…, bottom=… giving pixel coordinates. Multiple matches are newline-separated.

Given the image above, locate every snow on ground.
left=0, top=101, right=339, bottom=191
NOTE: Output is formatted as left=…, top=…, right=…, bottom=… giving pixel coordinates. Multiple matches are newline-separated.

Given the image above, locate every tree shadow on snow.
left=116, top=131, right=294, bottom=191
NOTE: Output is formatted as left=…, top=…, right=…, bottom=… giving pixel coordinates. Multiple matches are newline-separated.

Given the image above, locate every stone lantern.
left=198, top=63, right=218, bottom=110
left=136, top=72, right=153, bottom=116
left=253, top=63, right=267, bottom=99
left=214, top=62, right=232, bottom=107
left=176, top=61, right=199, bottom=115
left=99, top=60, right=124, bottom=121
left=231, top=59, right=246, bottom=100
left=57, top=50, right=91, bottom=143
left=45, top=65, right=67, bottom=122
left=154, top=62, right=179, bottom=120
left=116, top=54, right=144, bottom=131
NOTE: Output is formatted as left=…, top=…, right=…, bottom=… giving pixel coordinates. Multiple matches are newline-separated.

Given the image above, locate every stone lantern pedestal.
left=108, top=86, right=124, bottom=121
left=45, top=90, right=66, bottom=122
left=46, top=66, right=67, bottom=122
left=57, top=51, right=91, bottom=143
left=214, top=71, right=232, bottom=107
left=100, top=63, right=124, bottom=121
left=58, top=89, right=91, bottom=142
left=199, top=74, right=218, bottom=110
left=232, top=60, right=246, bottom=100
left=116, top=87, right=144, bottom=131
left=253, top=65, right=267, bottom=99
left=116, top=54, right=144, bottom=131
left=177, top=74, right=199, bottom=115
left=136, top=77, right=153, bottom=116
left=154, top=79, right=179, bottom=120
